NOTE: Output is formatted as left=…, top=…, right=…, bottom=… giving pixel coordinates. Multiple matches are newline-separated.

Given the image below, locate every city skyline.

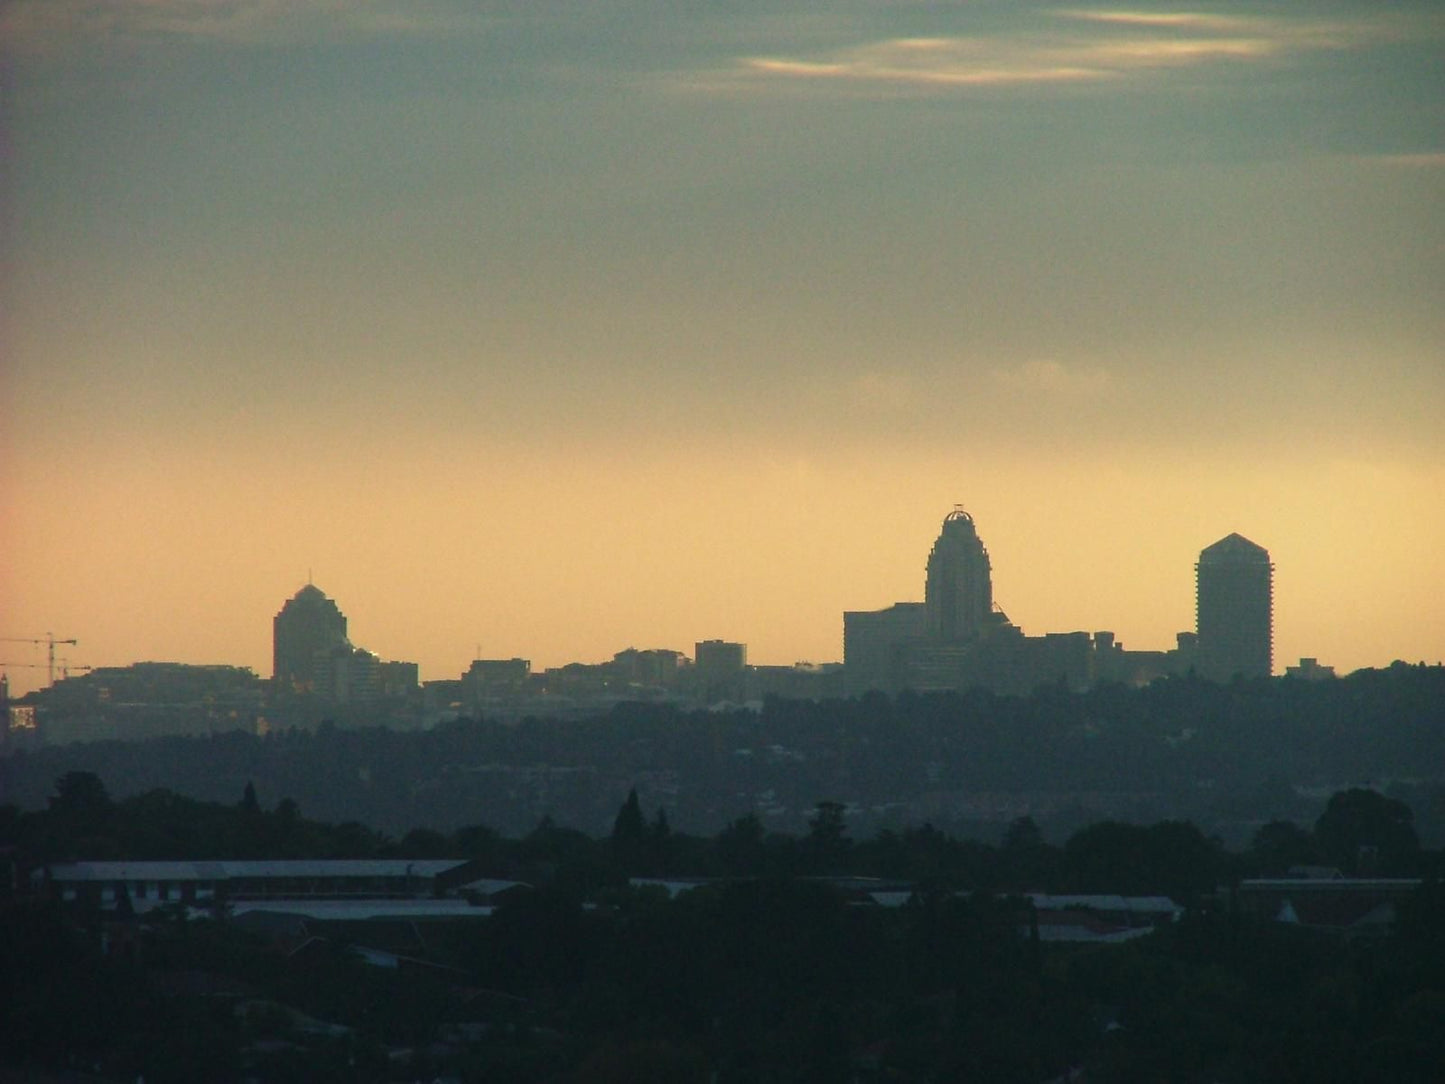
left=3, top=1, right=1442, bottom=696
left=0, top=514, right=1419, bottom=698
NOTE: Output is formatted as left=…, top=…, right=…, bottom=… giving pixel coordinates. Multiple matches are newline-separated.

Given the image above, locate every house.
left=1236, top=876, right=1420, bottom=937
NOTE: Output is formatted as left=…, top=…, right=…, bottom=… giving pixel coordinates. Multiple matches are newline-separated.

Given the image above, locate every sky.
left=2, top=0, right=1442, bottom=697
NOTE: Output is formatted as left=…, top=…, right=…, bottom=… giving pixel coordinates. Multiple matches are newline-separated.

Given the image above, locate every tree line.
left=2, top=773, right=1442, bottom=1082
left=3, top=663, right=1442, bottom=845
left=4, top=770, right=1434, bottom=900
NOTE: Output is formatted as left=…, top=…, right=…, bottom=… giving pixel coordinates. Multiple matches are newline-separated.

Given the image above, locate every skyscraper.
left=925, top=507, right=994, bottom=642
left=273, top=584, right=348, bottom=693
left=1196, top=533, right=1273, bottom=680
left=694, top=639, right=747, bottom=703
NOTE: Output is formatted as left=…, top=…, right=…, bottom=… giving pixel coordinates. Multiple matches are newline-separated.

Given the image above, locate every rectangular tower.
left=1196, top=533, right=1273, bottom=680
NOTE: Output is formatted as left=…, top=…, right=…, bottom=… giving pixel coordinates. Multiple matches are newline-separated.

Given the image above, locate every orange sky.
left=3, top=430, right=1441, bottom=697
left=2, top=2, right=1442, bottom=696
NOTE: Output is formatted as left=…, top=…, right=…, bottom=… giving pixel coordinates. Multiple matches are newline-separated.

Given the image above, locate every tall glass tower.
left=925, top=508, right=994, bottom=642
left=1196, top=533, right=1273, bottom=680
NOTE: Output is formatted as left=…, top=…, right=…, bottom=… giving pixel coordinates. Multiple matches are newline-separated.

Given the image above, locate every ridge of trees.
left=2, top=663, right=1441, bottom=847
left=2, top=775, right=1443, bottom=1082
left=4, top=771, right=1434, bottom=899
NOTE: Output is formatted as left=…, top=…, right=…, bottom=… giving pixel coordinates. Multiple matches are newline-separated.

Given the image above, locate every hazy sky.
left=3, top=1, right=1442, bottom=697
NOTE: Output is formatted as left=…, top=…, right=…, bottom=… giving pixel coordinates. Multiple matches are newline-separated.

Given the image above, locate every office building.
left=272, top=584, right=348, bottom=693
left=843, top=602, right=927, bottom=697
left=925, top=507, right=995, bottom=642
left=1196, top=533, right=1274, bottom=680
left=695, top=639, right=747, bottom=702
left=844, top=508, right=1210, bottom=696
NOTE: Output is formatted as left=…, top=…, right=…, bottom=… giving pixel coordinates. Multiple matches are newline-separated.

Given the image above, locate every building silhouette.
left=695, top=639, right=747, bottom=703
left=273, top=584, right=348, bottom=693
left=1196, top=533, right=1274, bottom=680
left=272, top=584, right=420, bottom=706
left=843, top=602, right=927, bottom=697
left=844, top=508, right=1244, bottom=696
left=845, top=509, right=1023, bottom=696
left=925, top=507, right=995, bottom=642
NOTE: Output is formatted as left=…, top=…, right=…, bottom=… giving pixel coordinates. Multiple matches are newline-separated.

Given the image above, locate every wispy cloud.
left=1062, top=11, right=1256, bottom=30
left=0, top=0, right=485, bottom=53
left=849, top=371, right=918, bottom=412
left=993, top=360, right=1110, bottom=395
left=688, top=7, right=1394, bottom=98
left=739, top=38, right=1104, bottom=92
left=1365, top=152, right=1445, bottom=169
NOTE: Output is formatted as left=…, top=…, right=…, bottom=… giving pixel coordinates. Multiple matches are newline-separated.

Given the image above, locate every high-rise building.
left=273, top=584, right=348, bottom=693
left=843, top=602, right=927, bottom=696
left=314, top=644, right=381, bottom=704
left=925, top=507, right=994, bottom=642
left=1196, top=533, right=1273, bottom=680
left=694, top=639, right=747, bottom=702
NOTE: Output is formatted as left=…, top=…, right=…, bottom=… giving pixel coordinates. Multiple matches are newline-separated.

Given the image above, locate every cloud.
left=0, top=0, right=486, bottom=53
left=993, top=360, right=1110, bottom=395
left=739, top=39, right=1103, bottom=92
left=1365, top=152, right=1445, bottom=169
left=1059, top=11, right=1265, bottom=31
left=686, top=7, right=1397, bottom=98
left=849, top=371, right=918, bottom=412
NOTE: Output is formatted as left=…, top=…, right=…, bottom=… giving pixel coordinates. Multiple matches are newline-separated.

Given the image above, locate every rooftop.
left=1199, top=533, right=1271, bottom=563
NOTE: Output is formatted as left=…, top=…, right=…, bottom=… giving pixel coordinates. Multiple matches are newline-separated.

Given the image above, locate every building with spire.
left=846, top=508, right=1023, bottom=696
left=272, top=584, right=348, bottom=693
left=925, top=507, right=995, bottom=642
left=844, top=507, right=1218, bottom=697
left=1196, top=533, right=1274, bottom=680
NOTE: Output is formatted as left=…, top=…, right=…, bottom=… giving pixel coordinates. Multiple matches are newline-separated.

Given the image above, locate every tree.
left=650, top=806, right=672, bottom=874
left=1064, top=819, right=1220, bottom=900
left=43, top=771, right=116, bottom=856
left=999, top=815, right=1056, bottom=890
left=239, top=780, right=261, bottom=814
left=453, top=823, right=502, bottom=863
left=715, top=813, right=766, bottom=876
left=805, top=801, right=850, bottom=874
left=1002, top=815, right=1043, bottom=852
left=611, top=789, right=647, bottom=875
left=1250, top=820, right=1318, bottom=875
left=399, top=827, right=449, bottom=858
left=49, top=770, right=111, bottom=819
left=1314, top=788, right=1420, bottom=875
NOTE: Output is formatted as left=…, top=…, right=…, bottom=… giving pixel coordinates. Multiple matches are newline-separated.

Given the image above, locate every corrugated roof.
left=1025, top=893, right=1182, bottom=915
left=230, top=899, right=492, bottom=921
left=458, top=877, right=532, bottom=896
left=43, top=861, right=209, bottom=882
left=42, top=859, right=470, bottom=882
left=216, top=859, right=467, bottom=879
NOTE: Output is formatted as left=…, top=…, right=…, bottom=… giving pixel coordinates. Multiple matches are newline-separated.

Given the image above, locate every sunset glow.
left=3, top=0, right=1441, bottom=696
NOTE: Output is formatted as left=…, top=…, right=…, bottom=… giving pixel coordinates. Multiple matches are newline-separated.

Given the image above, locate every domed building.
left=844, top=506, right=1202, bottom=696
left=272, top=583, right=348, bottom=693
left=925, top=508, right=995, bottom=643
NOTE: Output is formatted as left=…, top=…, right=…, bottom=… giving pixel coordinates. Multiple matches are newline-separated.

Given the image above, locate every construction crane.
left=0, top=634, right=80, bottom=686
left=0, top=660, right=92, bottom=682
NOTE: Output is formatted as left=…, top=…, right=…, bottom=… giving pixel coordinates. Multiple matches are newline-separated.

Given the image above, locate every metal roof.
left=230, top=899, right=493, bottom=921
left=40, top=859, right=470, bottom=883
